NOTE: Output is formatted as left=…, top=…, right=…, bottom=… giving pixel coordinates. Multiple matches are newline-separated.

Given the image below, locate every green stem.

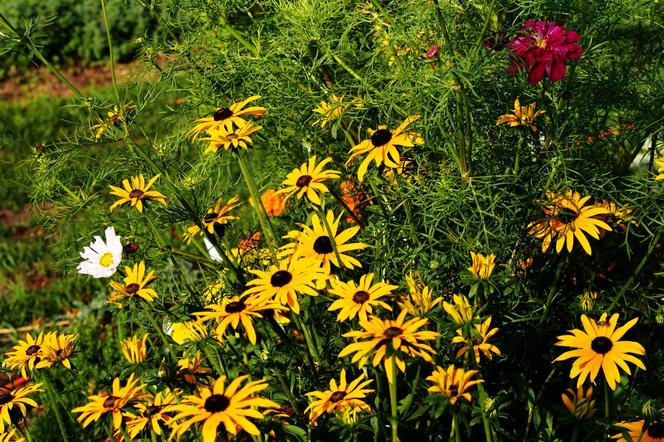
left=274, top=371, right=301, bottom=415
left=451, top=412, right=461, bottom=442
left=388, top=357, right=399, bottom=441
left=292, top=315, right=321, bottom=369
left=144, top=308, right=174, bottom=359
left=392, top=173, right=418, bottom=244
left=100, top=0, right=122, bottom=108
left=476, top=383, right=493, bottom=442
left=40, top=375, right=70, bottom=442
left=604, top=382, right=610, bottom=419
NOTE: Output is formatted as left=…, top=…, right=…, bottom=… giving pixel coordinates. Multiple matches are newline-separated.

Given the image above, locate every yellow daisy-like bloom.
left=183, top=195, right=241, bottom=242
left=496, top=97, right=545, bottom=132
left=280, top=210, right=367, bottom=274
left=451, top=317, right=501, bottom=364
left=598, top=200, right=637, bottom=231
left=109, top=174, right=167, bottom=213
left=194, top=294, right=285, bottom=345
left=177, top=352, right=213, bottom=385
left=305, top=368, right=374, bottom=422
left=200, top=122, right=262, bottom=154
left=189, top=96, right=266, bottom=137
left=121, top=334, right=148, bottom=364
left=613, top=412, right=664, bottom=442
left=275, top=156, right=341, bottom=206
left=426, top=365, right=483, bottom=405
left=72, top=373, right=145, bottom=430
left=312, top=94, right=347, bottom=128
left=0, top=383, right=42, bottom=433
left=561, top=386, right=596, bottom=420
left=124, top=389, right=177, bottom=439
left=655, top=158, right=664, bottom=181
left=528, top=190, right=612, bottom=255
left=108, top=261, right=158, bottom=306
left=554, top=313, right=646, bottom=390
left=170, top=375, right=279, bottom=441
left=346, top=115, right=424, bottom=182
left=242, top=257, right=327, bottom=314
left=339, top=310, right=439, bottom=382
left=328, top=273, right=395, bottom=322
left=0, top=429, right=21, bottom=442
left=442, top=294, right=476, bottom=325
left=35, top=332, right=77, bottom=370
left=398, top=272, right=442, bottom=316
left=468, top=252, right=496, bottom=279
left=3, top=333, right=45, bottom=378
left=170, top=320, right=209, bottom=345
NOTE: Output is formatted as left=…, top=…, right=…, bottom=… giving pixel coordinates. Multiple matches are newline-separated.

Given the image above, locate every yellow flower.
left=182, top=195, right=241, bottom=243
left=260, top=189, right=285, bottom=217
left=170, top=321, right=208, bottom=345
left=528, top=190, right=612, bottom=255
left=170, top=375, right=279, bottom=441
left=451, top=317, right=501, bottom=364
left=35, top=332, right=78, bottom=370
left=426, top=365, right=483, bottom=405
left=0, top=429, right=21, bottom=442
left=613, top=408, right=664, bottom=442
left=561, top=386, right=596, bottom=420
left=305, top=369, right=374, bottom=422
left=280, top=210, right=367, bottom=274
left=124, top=389, right=177, bottom=439
left=177, top=352, right=212, bottom=385
left=0, top=383, right=42, bottom=433
left=346, top=115, right=424, bottom=182
left=468, top=252, right=496, bottom=279
left=656, top=158, right=664, bottom=180
left=496, top=98, right=545, bottom=132
left=72, top=373, right=145, bottom=430
left=3, top=333, right=45, bottom=378
left=109, top=174, right=167, bottom=212
left=554, top=313, right=646, bottom=390
left=339, top=310, right=439, bottom=382
left=597, top=200, right=637, bottom=231
left=188, top=96, right=266, bottom=137
left=121, top=334, right=148, bottom=364
left=442, top=294, right=476, bottom=325
left=108, top=261, right=158, bottom=306
left=312, top=94, right=348, bottom=128
left=398, top=272, right=442, bottom=316
left=328, top=273, right=395, bottom=322
left=275, top=156, right=341, bottom=206
left=200, top=122, right=262, bottom=154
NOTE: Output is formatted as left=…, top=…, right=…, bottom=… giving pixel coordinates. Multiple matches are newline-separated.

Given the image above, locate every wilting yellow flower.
left=312, top=94, right=348, bottom=128
left=108, top=261, right=158, bottom=307
left=121, top=334, right=148, bottom=364
left=36, top=332, right=78, bottom=369
left=339, top=310, right=438, bottom=382
left=612, top=410, right=664, bottom=442
left=656, top=158, right=664, bottom=180
left=200, top=122, right=262, bottom=154
left=451, top=317, right=501, bottom=364
left=109, top=174, right=167, bottom=212
left=554, top=313, right=646, bottom=390
left=328, top=273, right=395, bottom=322
left=170, top=375, right=279, bottom=441
left=468, top=252, right=496, bottom=279
left=305, top=369, right=374, bottom=422
left=346, top=115, right=424, bottom=182
left=188, top=96, right=266, bottom=137
left=124, top=389, right=177, bottom=439
left=528, top=190, right=612, bottom=255
left=177, top=352, right=212, bottom=385
left=275, top=156, right=341, bottom=206
left=170, top=320, right=209, bottom=345
left=3, top=332, right=45, bottom=378
left=496, top=98, right=545, bottom=132
left=0, top=382, right=42, bottom=433
left=443, top=294, right=476, bottom=325
left=598, top=200, right=637, bottom=231
left=398, top=272, right=443, bottom=316
left=261, top=189, right=285, bottom=217
left=427, top=365, right=483, bottom=405
left=561, top=386, right=596, bottom=420
left=579, top=290, right=599, bottom=312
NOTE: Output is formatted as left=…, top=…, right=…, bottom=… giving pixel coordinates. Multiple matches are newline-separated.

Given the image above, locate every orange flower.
left=261, top=189, right=285, bottom=217
left=339, top=180, right=365, bottom=224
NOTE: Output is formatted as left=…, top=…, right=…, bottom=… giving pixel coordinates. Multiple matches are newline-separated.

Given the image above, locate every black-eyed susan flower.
left=496, top=98, right=545, bottom=132
left=468, top=252, right=496, bottom=279
left=346, top=115, right=423, bottom=182
left=528, top=190, right=612, bottom=255
left=561, top=386, right=596, bottom=420
left=656, top=158, right=664, bottom=181
left=189, top=96, right=266, bottom=137
left=554, top=313, right=646, bottom=390
left=77, top=226, right=123, bottom=278
left=442, top=294, right=476, bottom=325
left=108, top=261, right=158, bottom=306
left=36, top=332, right=77, bottom=370
left=194, top=294, right=285, bottom=345
left=0, top=429, right=19, bottom=442
left=200, top=122, right=262, bottom=154
left=305, top=369, right=373, bottom=422
left=169, top=321, right=208, bottom=345
left=398, top=272, right=442, bottom=316
left=0, top=382, right=42, bottom=433
left=328, top=273, right=395, bottom=322
left=280, top=210, right=367, bottom=274
left=451, top=317, right=501, bottom=364
left=3, top=333, right=45, bottom=378
left=124, top=389, right=177, bottom=439
left=339, top=310, right=438, bottom=382
left=170, top=375, right=279, bottom=441
left=185, top=196, right=242, bottom=243
left=109, top=174, right=167, bottom=213
left=613, top=411, right=664, bottom=442
left=177, top=352, right=212, bottom=385
left=312, top=94, right=347, bottom=128
left=73, top=373, right=145, bottom=430
left=121, top=334, right=148, bottom=364
left=597, top=200, right=637, bottom=231
left=242, top=257, right=327, bottom=314
left=426, top=365, right=483, bottom=405
left=275, top=156, right=341, bottom=206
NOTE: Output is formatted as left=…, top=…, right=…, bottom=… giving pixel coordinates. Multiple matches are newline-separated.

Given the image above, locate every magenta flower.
left=507, top=21, right=583, bottom=85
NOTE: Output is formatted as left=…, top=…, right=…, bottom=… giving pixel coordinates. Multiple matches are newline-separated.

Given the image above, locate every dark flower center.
left=313, top=236, right=334, bottom=254
left=25, top=345, right=40, bottom=356
left=213, top=108, right=233, bottom=121
left=146, top=405, right=162, bottom=416
left=225, top=301, right=246, bottom=313
left=204, top=394, right=230, bottom=413
left=0, top=393, right=14, bottom=405
left=129, top=189, right=144, bottom=199
left=329, top=391, right=346, bottom=403
left=103, top=396, right=120, bottom=409
left=126, top=283, right=140, bottom=294
left=203, top=212, right=218, bottom=223
left=352, top=291, right=370, bottom=304
left=296, top=175, right=313, bottom=188
left=371, top=129, right=392, bottom=147
left=271, top=270, right=293, bottom=287
left=590, top=336, right=613, bottom=354
left=384, top=326, right=402, bottom=338
left=227, top=133, right=239, bottom=140
left=647, top=422, right=664, bottom=438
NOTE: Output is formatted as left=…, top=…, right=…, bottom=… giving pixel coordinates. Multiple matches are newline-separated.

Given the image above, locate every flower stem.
left=40, top=374, right=70, bottom=442
left=388, top=357, right=399, bottom=441
left=604, top=382, right=610, bottom=419
left=451, top=412, right=461, bottom=442
left=291, top=315, right=321, bottom=370
left=99, top=0, right=122, bottom=109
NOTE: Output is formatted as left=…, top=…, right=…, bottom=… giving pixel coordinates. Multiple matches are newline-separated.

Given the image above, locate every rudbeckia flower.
left=328, top=273, right=395, bottom=322
left=467, top=252, right=496, bottom=279
left=613, top=411, right=664, bottom=442
left=36, top=332, right=78, bottom=370
left=121, top=334, right=148, bottom=364
left=3, top=333, right=46, bottom=378
left=561, top=386, right=596, bottom=420
left=442, top=294, right=476, bottom=325
left=177, top=352, right=213, bottom=385
left=496, top=98, right=545, bottom=132
left=451, top=317, right=501, bottom=364
left=655, top=158, right=664, bottom=180
left=0, top=382, right=42, bottom=433
left=426, top=365, right=483, bottom=405
left=554, top=313, right=646, bottom=390
left=275, top=156, right=341, bottom=206
left=77, top=226, right=123, bottom=278
left=305, top=369, right=374, bottom=422
left=124, top=389, right=177, bottom=439
left=169, top=320, right=209, bottom=345
left=184, top=196, right=242, bottom=243
left=398, top=272, right=442, bottom=316
left=200, top=122, right=262, bottom=154
left=108, top=261, right=158, bottom=307
left=346, top=115, right=424, bottom=182
left=109, top=174, right=167, bottom=212
left=312, top=94, right=348, bottom=128
left=188, top=96, right=266, bottom=137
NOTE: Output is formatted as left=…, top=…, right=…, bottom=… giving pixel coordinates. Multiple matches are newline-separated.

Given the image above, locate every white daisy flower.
left=77, top=226, right=123, bottom=278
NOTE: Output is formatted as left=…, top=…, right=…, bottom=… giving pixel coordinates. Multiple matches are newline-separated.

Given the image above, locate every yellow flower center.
left=99, top=252, right=114, bottom=268
left=535, top=36, right=547, bottom=48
